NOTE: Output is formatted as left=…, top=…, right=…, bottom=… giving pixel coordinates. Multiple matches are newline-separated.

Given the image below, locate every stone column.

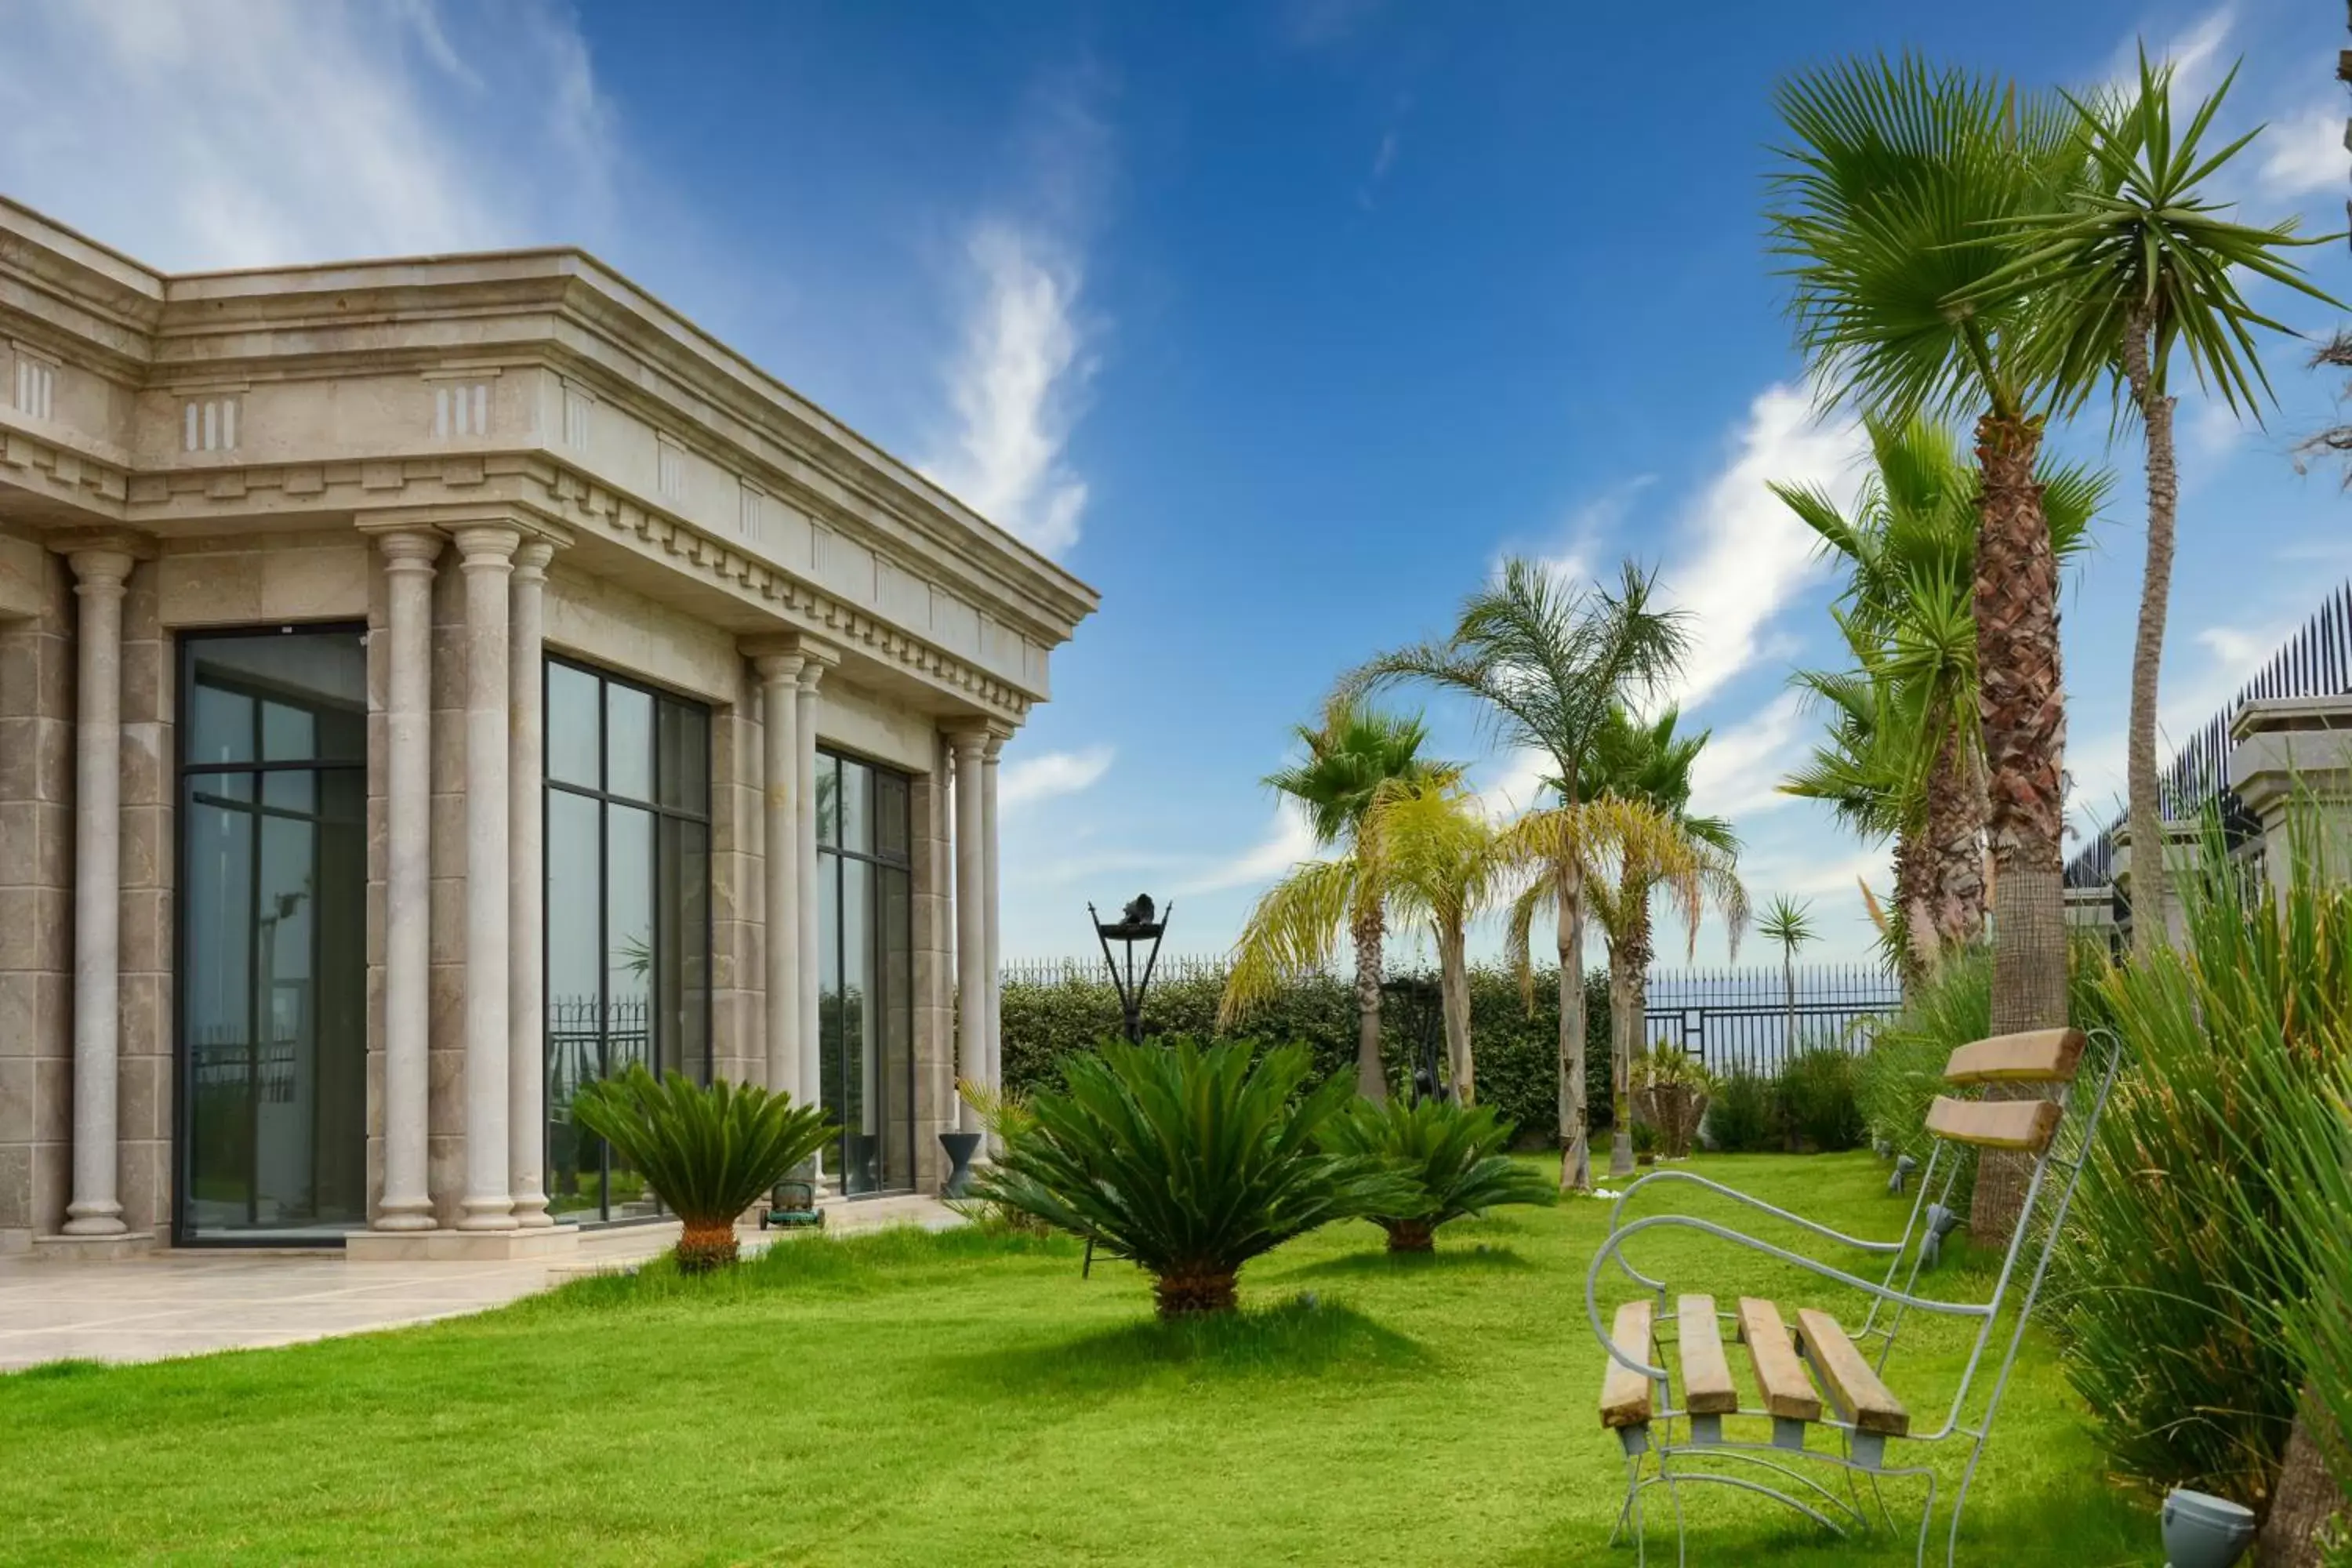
left=949, top=727, right=988, bottom=1134
left=62, top=546, right=132, bottom=1237
left=982, top=731, right=1004, bottom=1098
left=795, top=653, right=835, bottom=1184
left=376, top=532, right=441, bottom=1232
left=753, top=652, right=804, bottom=1097
left=2229, top=695, right=2352, bottom=905
left=506, top=539, right=555, bottom=1229
left=453, top=523, right=521, bottom=1231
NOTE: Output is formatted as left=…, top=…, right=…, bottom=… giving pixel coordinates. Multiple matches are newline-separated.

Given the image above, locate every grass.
left=0, top=1152, right=2156, bottom=1566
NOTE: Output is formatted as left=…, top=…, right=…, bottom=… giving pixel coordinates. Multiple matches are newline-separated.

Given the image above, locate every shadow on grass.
left=532, top=1221, right=1083, bottom=1313
left=1284, top=1242, right=1534, bottom=1280
left=945, top=1294, right=1434, bottom=1400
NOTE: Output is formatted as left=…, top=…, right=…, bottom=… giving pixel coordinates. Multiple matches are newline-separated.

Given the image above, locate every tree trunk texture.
left=1352, top=903, right=1388, bottom=1103
left=1608, top=893, right=1653, bottom=1180
left=675, top=1222, right=740, bottom=1274
left=1891, top=826, right=1937, bottom=988
left=1154, top=1269, right=1240, bottom=1317
left=1384, top=1218, right=1437, bottom=1254
left=1559, top=866, right=1592, bottom=1192
left=1439, top=921, right=1474, bottom=1105
left=2259, top=1403, right=2347, bottom=1567
left=1924, top=721, right=1989, bottom=958
left=1972, top=411, right=2071, bottom=1247
left=2122, top=311, right=2180, bottom=964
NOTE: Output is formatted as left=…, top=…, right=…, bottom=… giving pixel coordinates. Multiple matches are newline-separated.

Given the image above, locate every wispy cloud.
left=2107, top=5, right=2234, bottom=100
left=1178, top=800, right=1319, bottom=895
left=2257, top=103, right=2347, bottom=201
left=0, top=0, right=614, bottom=269
left=1001, top=745, right=1116, bottom=811
left=920, top=71, right=1110, bottom=560
left=1689, top=690, right=1809, bottom=826
left=1281, top=0, right=1384, bottom=50
left=1656, top=384, right=1867, bottom=713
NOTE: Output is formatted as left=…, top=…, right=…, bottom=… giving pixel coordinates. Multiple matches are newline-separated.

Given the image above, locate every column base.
left=346, top=1225, right=581, bottom=1263
left=31, top=1232, right=156, bottom=1261
left=510, top=1199, right=555, bottom=1229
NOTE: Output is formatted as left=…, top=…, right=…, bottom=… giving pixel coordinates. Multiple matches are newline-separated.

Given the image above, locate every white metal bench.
left=1587, top=1026, right=2118, bottom=1566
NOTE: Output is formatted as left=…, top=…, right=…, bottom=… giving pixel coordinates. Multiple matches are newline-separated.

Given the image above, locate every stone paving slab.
left=0, top=1194, right=960, bottom=1372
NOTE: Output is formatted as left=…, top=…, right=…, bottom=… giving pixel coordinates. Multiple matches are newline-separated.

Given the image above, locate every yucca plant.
left=1321, top=1095, right=1555, bottom=1252
left=974, top=1037, right=1417, bottom=1316
left=1629, top=1041, right=1713, bottom=1160
left=569, top=1066, right=835, bottom=1273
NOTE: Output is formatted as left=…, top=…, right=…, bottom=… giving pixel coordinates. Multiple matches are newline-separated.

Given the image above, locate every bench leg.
left=1688, top=1414, right=1722, bottom=1447
left=1772, top=1417, right=1806, bottom=1451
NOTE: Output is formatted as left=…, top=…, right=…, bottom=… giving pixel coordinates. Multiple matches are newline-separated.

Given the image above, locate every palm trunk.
left=2122, top=309, right=2178, bottom=963
left=1924, top=720, right=1988, bottom=959
left=1438, top=918, right=1474, bottom=1105
left=1559, top=860, right=1591, bottom=1192
left=1891, top=823, right=1936, bottom=987
left=2259, top=1400, right=2347, bottom=1567
left=1971, top=409, right=2071, bottom=1246
left=1782, top=949, right=1796, bottom=1051
left=1609, top=889, right=1653, bottom=1180
left=1352, top=902, right=1388, bottom=1102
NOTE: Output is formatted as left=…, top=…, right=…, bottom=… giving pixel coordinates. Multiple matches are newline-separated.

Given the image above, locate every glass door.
left=176, top=628, right=368, bottom=1243
left=815, top=753, right=916, bottom=1195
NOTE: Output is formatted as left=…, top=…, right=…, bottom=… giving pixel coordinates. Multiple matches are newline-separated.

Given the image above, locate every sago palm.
left=568, top=1067, right=836, bottom=1272
left=1320, top=1096, right=1555, bottom=1252
left=1345, top=557, right=1687, bottom=1191
left=1961, top=50, right=2340, bottom=957
left=973, top=1038, right=1417, bottom=1316
left=1771, top=56, right=2087, bottom=1137
left=1261, top=697, right=1443, bottom=1099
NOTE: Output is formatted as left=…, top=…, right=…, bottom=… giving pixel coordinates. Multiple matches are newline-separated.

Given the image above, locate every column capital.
left=946, top=724, right=989, bottom=761
left=750, top=650, right=806, bottom=686
left=49, top=527, right=154, bottom=571
left=64, top=549, right=136, bottom=594
left=512, top=538, right=557, bottom=581
left=372, top=530, right=444, bottom=571
left=449, top=521, right=524, bottom=564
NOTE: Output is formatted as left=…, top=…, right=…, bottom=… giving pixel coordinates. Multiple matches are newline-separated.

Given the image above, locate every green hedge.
left=1001, top=965, right=1613, bottom=1146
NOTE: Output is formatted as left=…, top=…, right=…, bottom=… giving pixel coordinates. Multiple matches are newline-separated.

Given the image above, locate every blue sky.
left=3, top=0, right=2348, bottom=967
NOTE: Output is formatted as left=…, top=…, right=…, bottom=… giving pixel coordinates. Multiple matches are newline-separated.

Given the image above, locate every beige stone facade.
left=0, top=196, right=1095, bottom=1255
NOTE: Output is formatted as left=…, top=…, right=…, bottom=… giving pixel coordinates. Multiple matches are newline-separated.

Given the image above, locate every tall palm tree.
left=1757, top=895, right=1818, bottom=1049
left=1221, top=774, right=1503, bottom=1103
left=1775, top=419, right=2106, bottom=978
left=1771, top=60, right=2089, bottom=1246
left=1345, top=558, right=1688, bottom=1191
left=1963, top=51, right=2340, bottom=958
left=1258, top=697, right=1442, bottom=1102
left=1573, top=706, right=1748, bottom=1177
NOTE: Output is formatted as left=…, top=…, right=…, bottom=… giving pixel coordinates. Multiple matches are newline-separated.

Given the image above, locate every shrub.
left=1773, top=1045, right=1866, bottom=1152
left=1001, top=964, right=1613, bottom=1145
left=975, top=1037, right=1418, bottom=1316
left=1319, top=1096, right=1555, bottom=1251
left=1631, top=1042, right=1711, bottom=1159
left=1703, top=1069, right=1777, bottom=1153
left=568, top=1067, right=835, bottom=1272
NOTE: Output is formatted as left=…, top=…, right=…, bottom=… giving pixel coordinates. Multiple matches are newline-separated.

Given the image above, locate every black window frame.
left=543, top=654, right=715, bottom=1226
left=814, top=747, right=917, bottom=1196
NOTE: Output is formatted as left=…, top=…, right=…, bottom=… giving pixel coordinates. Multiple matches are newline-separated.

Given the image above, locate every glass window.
left=815, top=754, right=840, bottom=848
left=543, top=659, right=712, bottom=1225
left=839, top=758, right=871, bottom=855
left=814, top=748, right=916, bottom=1196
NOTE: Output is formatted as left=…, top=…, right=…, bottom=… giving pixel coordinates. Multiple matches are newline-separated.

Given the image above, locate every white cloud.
left=0, top=0, right=614, bottom=270
left=2258, top=103, right=2347, bottom=201
left=1000, top=745, right=1115, bottom=810
left=2108, top=7, right=2234, bottom=101
left=1656, top=385, right=1868, bottom=712
left=2065, top=611, right=2299, bottom=827
left=922, top=223, right=1096, bottom=557
left=1689, top=690, right=1809, bottom=826
left=1178, top=800, right=1319, bottom=895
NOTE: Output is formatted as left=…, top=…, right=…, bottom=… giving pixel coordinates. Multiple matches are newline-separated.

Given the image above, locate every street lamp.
left=1090, top=895, right=1171, bottom=1044
left=1381, top=975, right=1446, bottom=1103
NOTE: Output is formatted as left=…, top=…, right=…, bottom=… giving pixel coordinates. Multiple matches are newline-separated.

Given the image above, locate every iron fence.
left=2067, top=581, right=2352, bottom=890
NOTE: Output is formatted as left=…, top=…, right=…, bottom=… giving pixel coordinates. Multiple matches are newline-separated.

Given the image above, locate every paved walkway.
left=0, top=1193, right=959, bottom=1372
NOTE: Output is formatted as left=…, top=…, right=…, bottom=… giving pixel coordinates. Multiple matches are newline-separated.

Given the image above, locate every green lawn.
left=0, top=1152, right=2155, bottom=1566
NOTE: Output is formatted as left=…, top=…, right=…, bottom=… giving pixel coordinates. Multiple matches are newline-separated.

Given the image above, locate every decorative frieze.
left=432, top=381, right=492, bottom=440
left=182, top=396, right=238, bottom=453
left=12, top=348, right=55, bottom=421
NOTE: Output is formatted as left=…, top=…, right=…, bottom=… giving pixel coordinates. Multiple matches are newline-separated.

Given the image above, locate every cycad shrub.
left=1773, top=1044, right=1866, bottom=1152
left=1320, top=1096, right=1555, bottom=1252
left=568, top=1067, right=835, bottom=1272
left=1704, top=1069, right=1777, bottom=1153
left=1631, top=1043, right=1711, bottom=1158
left=975, top=1037, right=1418, bottom=1316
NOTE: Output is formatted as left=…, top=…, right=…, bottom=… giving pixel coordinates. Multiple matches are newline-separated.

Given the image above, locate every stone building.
left=0, top=195, right=1097, bottom=1258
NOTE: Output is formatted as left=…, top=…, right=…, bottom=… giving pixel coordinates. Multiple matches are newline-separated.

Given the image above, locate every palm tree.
left=1258, top=697, right=1442, bottom=1102
left=1775, top=419, right=2106, bottom=978
left=1962, top=52, right=2339, bottom=959
left=1570, top=706, right=1748, bottom=1177
left=1345, top=558, right=1688, bottom=1191
left=1757, top=895, right=1818, bottom=1050
left=1771, top=60, right=2090, bottom=1250
left=1222, top=773, right=1505, bottom=1103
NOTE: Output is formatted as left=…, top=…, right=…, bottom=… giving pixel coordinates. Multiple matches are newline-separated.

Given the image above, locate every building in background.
left=0, top=195, right=1095, bottom=1258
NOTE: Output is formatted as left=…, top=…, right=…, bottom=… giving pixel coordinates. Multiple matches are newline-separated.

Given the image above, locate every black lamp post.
left=1381, top=975, right=1446, bottom=1103
left=1090, top=895, right=1171, bottom=1044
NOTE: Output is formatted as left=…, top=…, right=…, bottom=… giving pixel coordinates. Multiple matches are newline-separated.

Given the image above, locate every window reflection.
left=815, top=751, right=916, bottom=1196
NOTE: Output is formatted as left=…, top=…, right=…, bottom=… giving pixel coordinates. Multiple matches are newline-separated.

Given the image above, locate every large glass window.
left=176, top=627, right=368, bottom=1243
left=815, top=751, right=916, bottom=1195
left=544, top=659, right=712, bottom=1223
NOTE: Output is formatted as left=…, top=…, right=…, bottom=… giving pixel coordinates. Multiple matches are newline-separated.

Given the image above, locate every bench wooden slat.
left=1794, top=1308, right=1910, bottom=1436
left=1676, top=1294, right=1737, bottom=1415
left=1926, top=1094, right=2063, bottom=1152
left=1944, top=1029, right=2086, bottom=1086
left=1735, top=1297, right=1821, bottom=1421
left=1599, top=1299, right=1656, bottom=1428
